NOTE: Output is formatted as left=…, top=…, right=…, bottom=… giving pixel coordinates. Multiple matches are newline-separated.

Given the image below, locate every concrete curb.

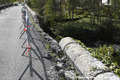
left=59, top=37, right=120, bottom=80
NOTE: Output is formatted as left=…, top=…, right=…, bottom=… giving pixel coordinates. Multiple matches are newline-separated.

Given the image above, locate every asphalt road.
left=0, top=5, right=51, bottom=80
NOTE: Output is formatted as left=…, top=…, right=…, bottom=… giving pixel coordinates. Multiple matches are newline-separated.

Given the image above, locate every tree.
left=111, top=0, right=120, bottom=25
left=43, top=0, right=55, bottom=25
left=59, top=0, right=62, bottom=27
left=0, top=0, right=18, bottom=4
left=99, top=0, right=102, bottom=24
left=66, top=0, right=80, bottom=26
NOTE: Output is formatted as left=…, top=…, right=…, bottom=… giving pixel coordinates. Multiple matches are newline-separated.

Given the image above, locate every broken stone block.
left=64, top=70, right=76, bottom=80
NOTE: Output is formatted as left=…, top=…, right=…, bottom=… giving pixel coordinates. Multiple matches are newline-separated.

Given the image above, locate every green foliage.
left=67, top=0, right=80, bottom=9
left=10, top=0, right=17, bottom=3
left=96, top=19, right=120, bottom=41
left=91, top=45, right=113, bottom=61
left=0, top=0, right=16, bottom=4
left=115, top=69, right=120, bottom=77
left=29, top=0, right=120, bottom=45
left=75, top=39, right=86, bottom=48
left=43, top=0, right=56, bottom=23
left=46, top=44, right=50, bottom=50
left=55, top=35, right=63, bottom=42
left=0, top=0, right=9, bottom=4
left=89, top=45, right=120, bottom=77
left=90, top=65, right=104, bottom=72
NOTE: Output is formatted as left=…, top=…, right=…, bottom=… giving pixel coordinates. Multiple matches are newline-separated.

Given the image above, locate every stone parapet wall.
left=59, top=37, right=120, bottom=80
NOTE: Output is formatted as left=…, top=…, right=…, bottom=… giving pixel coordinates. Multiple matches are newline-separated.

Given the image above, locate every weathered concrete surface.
left=0, top=5, right=29, bottom=80
left=0, top=4, right=55, bottom=80
left=59, top=37, right=120, bottom=80
left=94, top=72, right=120, bottom=80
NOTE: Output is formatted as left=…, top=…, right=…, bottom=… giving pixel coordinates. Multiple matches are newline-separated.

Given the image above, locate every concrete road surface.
left=0, top=5, right=51, bottom=80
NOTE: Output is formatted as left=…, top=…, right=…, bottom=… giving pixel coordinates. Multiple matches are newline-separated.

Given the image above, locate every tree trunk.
left=60, top=0, right=62, bottom=27
left=28, top=0, right=31, bottom=7
left=99, top=0, right=102, bottom=24
left=97, top=2, right=99, bottom=23
left=93, top=1, right=95, bottom=25
left=71, top=9, right=74, bottom=26
left=108, top=7, right=112, bottom=21
left=69, top=10, right=71, bottom=25
left=93, top=12, right=95, bottom=25
left=90, top=12, right=92, bottom=24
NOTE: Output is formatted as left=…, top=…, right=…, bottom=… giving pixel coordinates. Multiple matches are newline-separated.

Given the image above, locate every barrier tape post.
left=19, top=7, right=43, bottom=80
left=19, top=7, right=27, bottom=39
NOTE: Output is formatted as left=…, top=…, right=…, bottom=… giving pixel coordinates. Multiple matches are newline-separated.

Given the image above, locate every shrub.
left=89, top=45, right=120, bottom=77
left=96, top=19, right=118, bottom=41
